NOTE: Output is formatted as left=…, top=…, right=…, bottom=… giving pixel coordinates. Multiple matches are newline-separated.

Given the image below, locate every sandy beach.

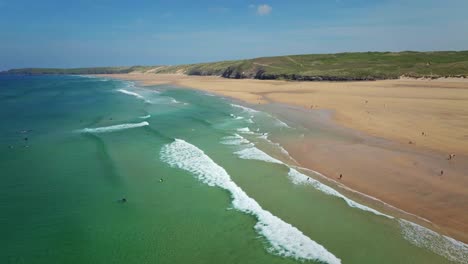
left=98, top=73, right=468, bottom=243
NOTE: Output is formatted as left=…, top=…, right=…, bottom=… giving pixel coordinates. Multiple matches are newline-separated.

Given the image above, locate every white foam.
left=288, top=168, right=393, bottom=219
left=231, top=104, right=259, bottom=113
left=274, top=143, right=294, bottom=158
left=230, top=114, right=245, bottom=120
left=237, top=127, right=254, bottom=134
left=160, top=139, right=341, bottom=263
left=139, top=114, right=151, bottom=119
left=399, top=219, right=468, bottom=264
left=79, top=121, right=149, bottom=134
left=234, top=147, right=284, bottom=165
left=167, top=97, right=188, bottom=105
left=246, top=118, right=254, bottom=124
left=117, top=89, right=152, bottom=103
left=255, top=134, right=297, bottom=163
left=258, top=133, right=269, bottom=140
left=220, top=134, right=252, bottom=146
left=297, top=166, right=434, bottom=223
left=275, top=119, right=290, bottom=128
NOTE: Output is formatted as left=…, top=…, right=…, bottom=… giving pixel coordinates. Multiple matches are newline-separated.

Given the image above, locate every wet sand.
left=97, top=73, right=468, bottom=242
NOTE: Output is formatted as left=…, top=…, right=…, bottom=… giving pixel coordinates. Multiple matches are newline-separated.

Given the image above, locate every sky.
left=1, top=0, right=467, bottom=70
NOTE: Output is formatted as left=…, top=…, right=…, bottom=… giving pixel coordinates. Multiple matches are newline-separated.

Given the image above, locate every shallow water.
left=0, top=75, right=465, bottom=264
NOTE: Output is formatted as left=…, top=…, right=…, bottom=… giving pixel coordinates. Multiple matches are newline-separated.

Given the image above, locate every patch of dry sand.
left=98, top=73, right=468, bottom=242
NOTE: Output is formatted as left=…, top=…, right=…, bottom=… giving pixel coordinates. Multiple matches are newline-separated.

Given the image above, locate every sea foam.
left=288, top=168, right=393, bottom=219
left=399, top=219, right=468, bottom=264
left=237, top=127, right=254, bottom=134
left=234, top=147, right=284, bottom=165
left=275, top=118, right=290, bottom=128
left=117, top=89, right=152, bottom=103
left=160, top=139, right=341, bottom=263
left=220, top=134, right=251, bottom=146
left=79, top=121, right=149, bottom=134
left=139, top=114, right=151, bottom=119
left=231, top=104, right=259, bottom=113
left=228, top=133, right=392, bottom=219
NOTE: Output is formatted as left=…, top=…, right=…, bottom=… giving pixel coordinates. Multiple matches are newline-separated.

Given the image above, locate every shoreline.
left=95, top=73, right=468, bottom=243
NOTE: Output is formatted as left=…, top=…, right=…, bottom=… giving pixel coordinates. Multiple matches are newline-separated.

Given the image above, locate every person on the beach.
left=339, top=174, right=343, bottom=180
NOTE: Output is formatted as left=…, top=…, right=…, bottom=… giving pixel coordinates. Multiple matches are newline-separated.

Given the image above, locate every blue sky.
left=1, top=0, right=467, bottom=69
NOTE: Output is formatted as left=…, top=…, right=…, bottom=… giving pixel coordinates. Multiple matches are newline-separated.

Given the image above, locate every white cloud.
left=257, top=4, right=272, bottom=16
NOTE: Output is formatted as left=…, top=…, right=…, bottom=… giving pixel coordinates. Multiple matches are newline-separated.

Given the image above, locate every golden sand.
left=98, top=73, right=468, bottom=242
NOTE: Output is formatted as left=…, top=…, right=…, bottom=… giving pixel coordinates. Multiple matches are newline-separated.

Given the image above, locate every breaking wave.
left=79, top=121, right=149, bottom=134
left=220, top=134, right=252, bottom=146
left=139, top=114, right=151, bottom=119
left=160, top=139, right=341, bottom=263
left=234, top=147, right=284, bottom=165
left=117, top=89, right=152, bottom=103
left=288, top=168, right=393, bottom=219
left=399, top=219, right=468, bottom=264
left=231, top=104, right=259, bottom=113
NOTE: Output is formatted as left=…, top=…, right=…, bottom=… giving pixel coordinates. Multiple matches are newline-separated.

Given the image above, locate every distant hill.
left=1, top=66, right=157, bottom=75
left=3, top=51, right=468, bottom=81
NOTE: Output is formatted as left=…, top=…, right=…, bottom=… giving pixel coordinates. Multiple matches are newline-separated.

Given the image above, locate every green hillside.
left=3, top=51, right=468, bottom=81
left=154, top=51, right=468, bottom=80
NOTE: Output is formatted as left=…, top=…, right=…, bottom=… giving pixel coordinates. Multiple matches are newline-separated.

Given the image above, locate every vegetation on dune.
left=153, top=51, right=468, bottom=80
left=3, top=51, right=468, bottom=81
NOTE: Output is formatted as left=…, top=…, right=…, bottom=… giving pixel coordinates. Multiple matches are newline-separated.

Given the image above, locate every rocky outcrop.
left=216, top=68, right=388, bottom=81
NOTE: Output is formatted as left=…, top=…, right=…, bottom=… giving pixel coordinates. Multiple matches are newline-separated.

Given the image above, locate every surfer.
left=119, top=197, right=127, bottom=203
left=159, top=178, right=164, bottom=183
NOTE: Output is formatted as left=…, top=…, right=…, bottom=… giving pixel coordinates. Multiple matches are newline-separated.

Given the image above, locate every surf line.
left=117, top=89, right=152, bottom=103
left=78, top=121, right=149, bottom=134
left=227, top=132, right=468, bottom=264
left=160, top=139, right=341, bottom=264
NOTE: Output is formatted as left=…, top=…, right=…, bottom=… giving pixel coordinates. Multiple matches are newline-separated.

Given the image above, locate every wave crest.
left=160, top=139, right=341, bottom=263
left=79, top=121, right=149, bottom=134
left=117, top=89, right=152, bottom=103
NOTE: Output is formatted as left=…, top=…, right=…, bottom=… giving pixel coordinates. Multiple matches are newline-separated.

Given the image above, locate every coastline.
left=96, top=73, right=468, bottom=243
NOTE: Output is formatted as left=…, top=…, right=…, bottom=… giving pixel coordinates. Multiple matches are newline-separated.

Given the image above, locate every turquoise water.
left=0, top=75, right=466, bottom=264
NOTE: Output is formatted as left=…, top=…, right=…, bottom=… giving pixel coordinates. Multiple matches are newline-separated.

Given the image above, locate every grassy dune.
left=155, top=51, right=468, bottom=80
left=3, top=51, right=468, bottom=80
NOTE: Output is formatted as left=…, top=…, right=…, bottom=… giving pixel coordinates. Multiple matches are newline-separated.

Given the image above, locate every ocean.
left=0, top=75, right=466, bottom=264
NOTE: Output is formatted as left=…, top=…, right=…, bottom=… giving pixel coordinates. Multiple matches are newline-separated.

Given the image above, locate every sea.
left=0, top=75, right=466, bottom=264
